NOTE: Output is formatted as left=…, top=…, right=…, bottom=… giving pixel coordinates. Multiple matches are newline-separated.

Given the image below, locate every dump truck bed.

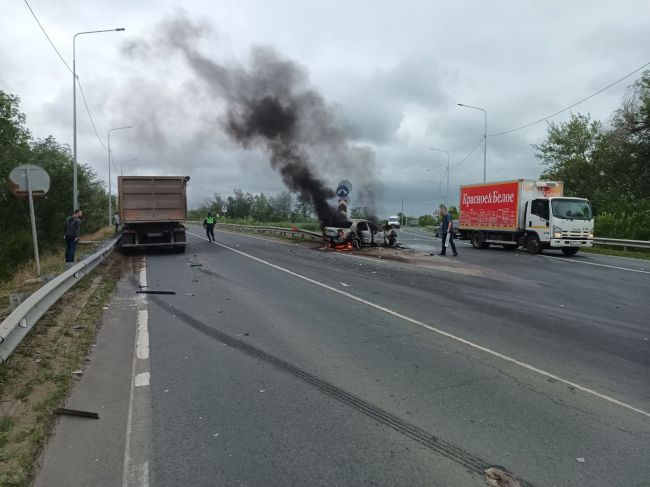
left=118, top=176, right=189, bottom=223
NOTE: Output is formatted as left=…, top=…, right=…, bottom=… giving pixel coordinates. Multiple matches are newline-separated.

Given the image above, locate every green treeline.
left=0, top=92, right=109, bottom=278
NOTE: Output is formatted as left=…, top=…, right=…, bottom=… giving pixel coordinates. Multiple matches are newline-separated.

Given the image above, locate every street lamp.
left=457, top=103, right=487, bottom=182
left=120, top=158, right=138, bottom=176
left=429, top=147, right=449, bottom=206
left=107, top=126, right=133, bottom=225
left=72, top=27, right=125, bottom=212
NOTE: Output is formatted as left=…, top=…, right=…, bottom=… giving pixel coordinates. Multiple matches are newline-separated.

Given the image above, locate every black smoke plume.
left=121, top=14, right=380, bottom=225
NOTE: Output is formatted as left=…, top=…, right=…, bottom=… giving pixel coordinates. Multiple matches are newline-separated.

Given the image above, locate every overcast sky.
left=2, top=0, right=649, bottom=217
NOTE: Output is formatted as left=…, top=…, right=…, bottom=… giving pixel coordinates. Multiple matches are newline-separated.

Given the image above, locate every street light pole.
left=72, top=27, right=125, bottom=212
left=107, top=126, right=133, bottom=225
left=429, top=147, right=450, bottom=206
left=457, top=103, right=488, bottom=183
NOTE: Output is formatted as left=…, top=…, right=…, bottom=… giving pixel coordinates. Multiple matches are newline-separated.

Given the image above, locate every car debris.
left=55, top=408, right=100, bottom=419
left=323, top=219, right=400, bottom=250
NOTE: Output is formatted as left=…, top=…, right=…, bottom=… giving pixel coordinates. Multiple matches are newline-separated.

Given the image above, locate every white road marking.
left=190, top=224, right=297, bottom=247
left=123, top=258, right=151, bottom=487
left=399, top=229, right=472, bottom=247
left=403, top=230, right=647, bottom=273
left=339, top=282, right=349, bottom=287
left=134, top=372, right=150, bottom=387
left=188, top=231, right=650, bottom=419
left=538, top=253, right=650, bottom=275
left=136, top=310, right=149, bottom=360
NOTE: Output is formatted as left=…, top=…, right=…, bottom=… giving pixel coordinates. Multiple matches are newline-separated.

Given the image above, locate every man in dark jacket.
left=64, top=209, right=83, bottom=263
left=438, top=206, right=458, bottom=256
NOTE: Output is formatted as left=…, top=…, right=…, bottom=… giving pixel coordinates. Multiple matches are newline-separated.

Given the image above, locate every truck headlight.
left=553, top=225, right=562, bottom=239
left=589, top=233, right=593, bottom=239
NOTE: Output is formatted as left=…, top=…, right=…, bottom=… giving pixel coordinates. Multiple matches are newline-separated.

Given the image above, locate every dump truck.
left=458, top=179, right=594, bottom=255
left=118, top=176, right=190, bottom=252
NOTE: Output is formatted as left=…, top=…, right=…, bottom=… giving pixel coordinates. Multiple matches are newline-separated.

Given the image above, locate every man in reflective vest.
left=203, top=212, right=216, bottom=242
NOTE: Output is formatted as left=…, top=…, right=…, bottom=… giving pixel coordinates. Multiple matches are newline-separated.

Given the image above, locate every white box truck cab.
left=458, top=180, right=594, bottom=255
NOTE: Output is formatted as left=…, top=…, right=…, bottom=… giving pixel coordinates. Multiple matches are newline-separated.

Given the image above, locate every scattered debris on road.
left=576, top=457, right=586, bottom=463
left=55, top=408, right=100, bottom=420
left=136, top=290, right=176, bottom=295
left=484, top=466, right=522, bottom=487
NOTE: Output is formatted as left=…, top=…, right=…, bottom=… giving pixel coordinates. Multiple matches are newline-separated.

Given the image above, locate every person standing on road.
left=203, top=212, right=216, bottom=242
left=64, top=209, right=83, bottom=264
left=438, top=206, right=458, bottom=256
left=112, top=212, right=120, bottom=235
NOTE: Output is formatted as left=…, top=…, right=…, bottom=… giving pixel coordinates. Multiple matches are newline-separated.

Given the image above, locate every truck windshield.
left=551, top=199, right=592, bottom=220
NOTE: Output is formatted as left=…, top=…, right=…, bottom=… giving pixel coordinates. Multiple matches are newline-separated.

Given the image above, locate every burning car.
left=324, top=219, right=388, bottom=249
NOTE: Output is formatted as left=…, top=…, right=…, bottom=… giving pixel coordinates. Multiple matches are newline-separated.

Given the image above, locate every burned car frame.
left=324, top=219, right=390, bottom=249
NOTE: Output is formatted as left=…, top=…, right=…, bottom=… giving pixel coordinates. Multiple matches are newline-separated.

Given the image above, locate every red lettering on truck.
left=460, top=181, right=519, bottom=230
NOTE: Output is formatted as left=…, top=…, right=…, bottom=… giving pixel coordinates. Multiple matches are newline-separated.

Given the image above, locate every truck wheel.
left=471, top=231, right=488, bottom=249
left=561, top=247, right=579, bottom=256
left=526, top=235, right=542, bottom=254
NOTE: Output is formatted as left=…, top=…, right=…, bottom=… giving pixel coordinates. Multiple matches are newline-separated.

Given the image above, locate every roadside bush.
left=595, top=209, right=650, bottom=240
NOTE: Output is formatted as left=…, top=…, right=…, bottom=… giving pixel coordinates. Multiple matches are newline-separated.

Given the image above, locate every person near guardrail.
left=203, top=212, right=216, bottom=242
left=113, top=212, right=121, bottom=235
left=64, top=209, right=83, bottom=264
left=438, top=206, right=458, bottom=256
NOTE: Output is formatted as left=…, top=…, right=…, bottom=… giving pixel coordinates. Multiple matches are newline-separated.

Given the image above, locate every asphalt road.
left=37, top=225, right=650, bottom=486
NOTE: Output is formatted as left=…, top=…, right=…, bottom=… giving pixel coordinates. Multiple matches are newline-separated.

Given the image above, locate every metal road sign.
left=8, top=164, right=51, bottom=197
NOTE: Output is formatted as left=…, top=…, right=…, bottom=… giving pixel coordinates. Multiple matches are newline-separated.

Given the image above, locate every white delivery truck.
left=458, top=179, right=594, bottom=255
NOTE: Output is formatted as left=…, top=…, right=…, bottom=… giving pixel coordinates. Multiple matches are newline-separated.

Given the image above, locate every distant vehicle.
left=433, top=219, right=459, bottom=238
left=458, top=179, right=594, bottom=255
left=118, top=176, right=190, bottom=253
left=388, top=215, right=400, bottom=229
left=324, top=219, right=386, bottom=248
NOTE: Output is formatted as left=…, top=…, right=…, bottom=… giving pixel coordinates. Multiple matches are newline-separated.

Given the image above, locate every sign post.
left=26, top=170, right=41, bottom=276
left=336, top=180, right=352, bottom=219
left=8, top=164, right=51, bottom=278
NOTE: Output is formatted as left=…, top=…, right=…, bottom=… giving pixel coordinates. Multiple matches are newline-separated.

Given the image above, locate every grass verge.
left=581, top=246, right=650, bottom=261
left=0, top=252, right=123, bottom=486
left=0, top=226, right=115, bottom=322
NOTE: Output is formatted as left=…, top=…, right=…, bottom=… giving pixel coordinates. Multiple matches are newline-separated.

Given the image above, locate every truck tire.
left=471, top=231, right=489, bottom=249
left=561, top=247, right=579, bottom=256
left=526, top=235, right=542, bottom=254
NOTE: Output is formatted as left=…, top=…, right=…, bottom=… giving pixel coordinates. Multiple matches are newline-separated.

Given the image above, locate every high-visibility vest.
left=206, top=216, right=215, bottom=224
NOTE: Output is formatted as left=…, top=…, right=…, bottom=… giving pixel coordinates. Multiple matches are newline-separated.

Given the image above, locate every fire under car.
left=324, top=219, right=392, bottom=249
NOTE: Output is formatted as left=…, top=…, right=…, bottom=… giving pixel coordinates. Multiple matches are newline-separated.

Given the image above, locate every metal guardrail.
left=593, top=238, right=650, bottom=249
left=187, top=221, right=323, bottom=240
left=0, top=237, right=120, bottom=364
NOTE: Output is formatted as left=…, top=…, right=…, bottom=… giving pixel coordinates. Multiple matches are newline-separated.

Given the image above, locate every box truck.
left=458, top=180, right=594, bottom=255
left=118, top=176, right=190, bottom=252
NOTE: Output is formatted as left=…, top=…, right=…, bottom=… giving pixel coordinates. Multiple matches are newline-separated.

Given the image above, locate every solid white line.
left=538, top=253, right=650, bottom=274
left=188, top=231, right=650, bottom=418
left=136, top=310, right=149, bottom=360
left=123, top=258, right=150, bottom=487
left=134, top=372, right=150, bottom=387
left=403, top=230, right=648, bottom=273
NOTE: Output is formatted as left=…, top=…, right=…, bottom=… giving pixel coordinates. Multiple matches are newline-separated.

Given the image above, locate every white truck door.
left=528, top=199, right=551, bottom=242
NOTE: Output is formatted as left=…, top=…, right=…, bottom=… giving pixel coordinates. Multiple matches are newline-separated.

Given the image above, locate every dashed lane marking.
left=188, top=231, right=650, bottom=419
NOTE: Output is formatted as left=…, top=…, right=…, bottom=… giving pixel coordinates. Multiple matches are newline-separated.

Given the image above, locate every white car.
left=388, top=216, right=400, bottom=229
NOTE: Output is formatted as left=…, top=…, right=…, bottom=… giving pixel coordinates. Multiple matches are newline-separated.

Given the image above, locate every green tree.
left=269, top=192, right=292, bottom=221
left=418, top=214, right=435, bottom=226
left=0, top=91, right=110, bottom=277
left=534, top=71, right=650, bottom=239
